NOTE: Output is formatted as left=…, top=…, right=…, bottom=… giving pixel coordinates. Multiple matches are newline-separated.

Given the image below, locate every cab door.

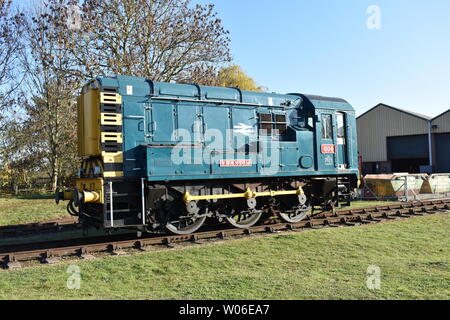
left=317, top=112, right=337, bottom=170
left=336, top=112, right=348, bottom=169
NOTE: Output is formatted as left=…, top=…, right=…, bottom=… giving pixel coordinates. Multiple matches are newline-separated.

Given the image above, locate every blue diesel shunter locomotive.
left=56, top=75, right=359, bottom=234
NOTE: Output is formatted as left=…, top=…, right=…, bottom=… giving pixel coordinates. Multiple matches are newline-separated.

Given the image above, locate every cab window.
left=321, top=114, right=332, bottom=139
left=259, top=113, right=272, bottom=135
left=274, top=114, right=287, bottom=135
left=259, top=112, right=287, bottom=136
left=336, top=113, right=345, bottom=138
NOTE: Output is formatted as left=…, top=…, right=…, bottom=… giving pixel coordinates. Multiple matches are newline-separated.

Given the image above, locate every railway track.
left=2, top=199, right=449, bottom=269
left=0, top=217, right=79, bottom=239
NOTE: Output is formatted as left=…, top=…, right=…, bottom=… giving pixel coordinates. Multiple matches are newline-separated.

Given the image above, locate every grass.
left=0, top=195, right=67, bottom=226
left=0, top=213, right=448, bottom=300
left=347, top=200, right=400, bottom=209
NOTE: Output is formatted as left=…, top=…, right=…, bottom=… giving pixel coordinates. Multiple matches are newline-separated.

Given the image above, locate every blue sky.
left=196, top=0, right=450, bottom=117
left=14, top=0, right=450, bottom=117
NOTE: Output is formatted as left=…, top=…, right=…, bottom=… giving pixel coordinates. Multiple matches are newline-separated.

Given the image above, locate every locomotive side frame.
left=57, top=75, right=359, bottom=235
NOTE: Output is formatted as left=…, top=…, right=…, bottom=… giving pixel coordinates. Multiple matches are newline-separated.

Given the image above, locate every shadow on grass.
left=0, top=193, right=54, bottom=200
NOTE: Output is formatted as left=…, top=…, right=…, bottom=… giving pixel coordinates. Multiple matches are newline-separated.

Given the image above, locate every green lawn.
left=0, top=195, right=68, bottom=226
left=0, top=213, right=448, bottom=300
left=347, top=200, right=400, bottom=209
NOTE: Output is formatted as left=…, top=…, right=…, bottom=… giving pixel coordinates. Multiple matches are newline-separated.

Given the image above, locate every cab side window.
left=321, top=114, right=332, bottom=140
left=274, top=114, right=287, bottom=135
left=259, top=113, right=272, bottom=135
left=336, top=113, right=345, bottom=139
left=307, top=114, right=314, bottom=129
left=259, top=112, right=287, bottom=136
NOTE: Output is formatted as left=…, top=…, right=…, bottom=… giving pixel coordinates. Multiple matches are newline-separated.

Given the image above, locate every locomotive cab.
left=293, top=94, right=359, bottom=208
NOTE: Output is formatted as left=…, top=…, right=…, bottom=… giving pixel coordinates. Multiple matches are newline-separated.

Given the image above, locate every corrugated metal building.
left=357, top=103, right=450, bottom=174
left=432, top=110, right=450, bottom=173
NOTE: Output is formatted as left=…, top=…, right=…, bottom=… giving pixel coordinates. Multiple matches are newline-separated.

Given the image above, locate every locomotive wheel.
left=277, top=193, right=311, bottom=223
left=162, top=196, right=207, bottom=235
left=165, top=216, right=207, bottom=235
left=219, top=199, right=263, bottom=229
left=277, top=207, right=311, bottom=223
left=223, top=211, right=263, bottom=228
left=220, top=205, right=262, bottom=229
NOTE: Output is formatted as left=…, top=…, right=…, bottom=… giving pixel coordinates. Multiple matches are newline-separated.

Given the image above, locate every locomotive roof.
left=90, top=75, right=354, bottom=112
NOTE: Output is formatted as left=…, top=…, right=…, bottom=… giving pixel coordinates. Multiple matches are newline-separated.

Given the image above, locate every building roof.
left=431, top=109, right=450, bottom=121
left=357, top=103, right=432, bottom=121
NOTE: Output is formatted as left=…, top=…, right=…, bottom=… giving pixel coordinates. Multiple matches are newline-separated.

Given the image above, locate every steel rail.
left=2, top=198, right=450, bottom=269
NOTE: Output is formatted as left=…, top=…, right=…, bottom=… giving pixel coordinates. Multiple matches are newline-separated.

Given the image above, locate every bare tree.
left=1, top=0, right=231, bottom=193
left=61, top=0, right=231, bottom=82
left=0, top=0, right=24, bottom=120
left=0, top=0, right=25, bottom=188
left=12, top=0, right=80, bottom=190
left=0, top=118, right=46, bottom=194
